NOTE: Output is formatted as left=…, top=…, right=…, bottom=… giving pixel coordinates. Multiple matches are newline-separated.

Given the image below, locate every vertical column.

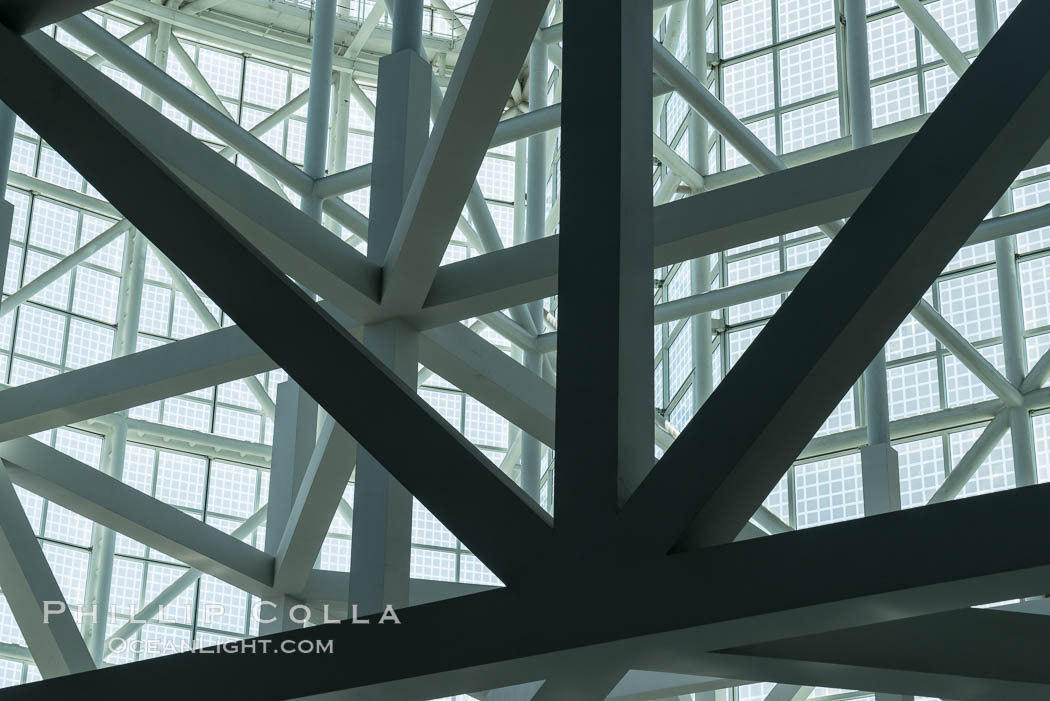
left=555, top=0, right=653, bottom=542
left=81, top=26, right=161, bottom=660
left=260, top=382, right=317, bottom=634
left=976, top=0, right=1037, bottom=487
left=0, top=101, right=16, bottom=303
left=301, top=0, right=337, bottom=223
left=81, top=206, right=146, bottom=663
left=349, top=0, right=429, bottom=615
left=521, top=37, right=547, bottom=502
left=846, top=0, right=901, bottom=514
left=391, top=0, right=424, bottom=55
left=327, top=0, right=352, bottom=193
left=687, top=0, right=714, bottom=410
left=291, top=0, right=333, bottom=563
left=0, top=101, right=14, bottom=187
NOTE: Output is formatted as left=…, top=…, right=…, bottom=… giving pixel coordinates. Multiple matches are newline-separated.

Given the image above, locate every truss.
left=0, top=0, right=1049, bottom=699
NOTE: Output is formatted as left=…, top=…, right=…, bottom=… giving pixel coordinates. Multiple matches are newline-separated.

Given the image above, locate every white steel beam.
left=0, top=326, right=274, bottom=441
left=345, top=22, right=430, bottom=615
left=895, top=0, right=971, bottom=77
left=300, top=0, right=336, bottom=222
left=272, top=414, right=357, bottom=596
left=153, top=249, right=276, bottom=418
left=0, top=464, right=94, bottom=678
left=102, top=505, right=267, bottom=656
left=419, top=323, right=556, bottom=447
left=0, top=218, right=132, bottom=319
left=0, top=437, right=275, bottom=596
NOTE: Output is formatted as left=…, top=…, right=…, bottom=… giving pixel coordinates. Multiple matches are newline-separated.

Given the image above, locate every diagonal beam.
left=0, top=218, right=132, bottom=319
left=102, top=505, right=268, bottom=656
left=0, top=437, right=274, bottom=595
left=272, top=414, right=356, bottom=595
left=0, top=463, right=94, bottom=677
left=0, top=326, right=273, bottom=442
left=707, top=608, right=1050, bottom=700
left=419, top=323, right=555, bottom=447
left=9, top=483, right=1050, bottom=699
left=0, top=25, right=553, bottom=585
left=152, top=248, right=276, bottom=418
left=895, top=0, right=970, bottom=77
left=616, top=0, right=1050, bottom=556
left=379, top=0, right=549, bottom=315
left=554, top=0, right=653, bottom=541
left=927, top=339, right=1050, bottom=503
left=416, top=138, right=1050, bottom=330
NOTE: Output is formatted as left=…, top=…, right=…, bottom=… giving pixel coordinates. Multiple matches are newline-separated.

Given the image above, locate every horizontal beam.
left=704, top=609, right=1050, bottom=699
left=310, top=104, right=563, bottom=200
left=11, top=482, right=1050, bottom=698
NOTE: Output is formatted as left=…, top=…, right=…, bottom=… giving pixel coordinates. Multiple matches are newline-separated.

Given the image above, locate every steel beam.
left=708, top=609, right=1050, bottom=699
left=300, top=0, right=336, bottom=222
left=521, top=36, right=548, bottom=501
left=554, top=0, right=653, bottom=543
left=895, top=0, right=971, bottom=77
left=0, top=326, right=272, bottom=441
left=0, top=437, right=274, bottom=595
left=0, top=464, right=94, bottom=677
left=419, top=322, right=556, bottom=448
left=10, top=482, right=1050, bottom=698
left=273, top=414, right=357, bottom=596
left=617, top=0, right=1050, bottom=555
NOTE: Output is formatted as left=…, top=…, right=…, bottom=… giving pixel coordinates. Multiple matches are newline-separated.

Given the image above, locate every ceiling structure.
left=0, top=0, right=1048, bottom=699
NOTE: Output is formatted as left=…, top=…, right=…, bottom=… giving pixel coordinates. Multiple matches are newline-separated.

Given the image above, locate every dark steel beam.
left=0, top=0, right=105, bottom=34
left=617, top=0, right=1050, bottom=556
left=553, top=0, right=653, bottom=541
left=7, top=480, right=1050, bottom=699
left=0, top=25, right=553, bottom=586
left=698, top=609, right=1050, bottom=700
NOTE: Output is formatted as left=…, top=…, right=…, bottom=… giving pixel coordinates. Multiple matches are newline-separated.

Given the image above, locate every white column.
left=260, top=382, right=317, bottom=634
left=301, top=0, right=338, bottom=222
left=349, top=1, right=429, bottom=614
left=846, top=0, right=901, bottom=514
left=687, top=0, right=714, bottom=410
left=976, top=0, right=1037, bottom=487
left=521, top=36, right=547, bottom=502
